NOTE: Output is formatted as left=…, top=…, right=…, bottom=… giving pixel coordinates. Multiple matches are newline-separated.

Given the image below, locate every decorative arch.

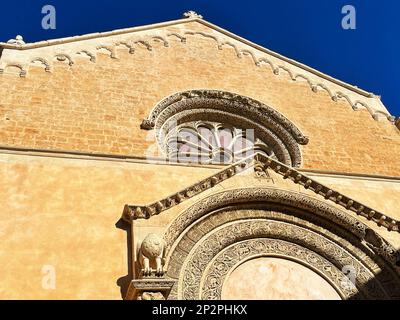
left=163, top=188, right=400, bottom=300
left=141, top=90, right=309, bottom=167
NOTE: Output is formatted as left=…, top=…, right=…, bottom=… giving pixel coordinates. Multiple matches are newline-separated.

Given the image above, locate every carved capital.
left=125, top=278, right=176, bottom=300
left=140, top=119, right=155, bottom=130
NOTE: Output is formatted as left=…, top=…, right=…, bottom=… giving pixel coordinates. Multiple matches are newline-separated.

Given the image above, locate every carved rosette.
left=141, top=90, right=309, bottom=167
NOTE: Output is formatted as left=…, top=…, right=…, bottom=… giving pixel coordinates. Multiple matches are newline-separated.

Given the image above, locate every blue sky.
left=1, top=0, right=399, bottom=117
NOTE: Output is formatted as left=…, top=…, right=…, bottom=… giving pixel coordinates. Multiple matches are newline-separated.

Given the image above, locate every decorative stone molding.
left=183, top=11, right=203, bottom=19
left=125, top=278, right=176, bottom=300
left=138, top=233, right=167, bottom=277
left=31, top=57, right=51, bottom=72
left=76, top=50, right=96, bottom=62
left=254, top=153, right=400, bottom=234
left=0, top=19, right=393, bottom=122
left=254, top=162, right=272, bottom=179
left=198, top=238, right=373, bottom=300
left=144, top=90, right=308, bottom=143
left=0, top=63, right=26, bottom=77
left=163, top=188, right=399, bottom=267
left=162, top=205, right=400, bottom=300
left=142, top=89, right=308, bottom=167
left=122, top=153, right=400, bottom=234
left=194, top=237, right=360, bottom=300
left=6, top=35, right=25, bottom=45
left=122, top=155, right=252, bottom=221
left=96, top=45, right=117, bottom=58
left=201, top=241, right=346, bottom=300
left=55, top=54, right=74, bottom=66
left=165, top=120, right=277, bottom=165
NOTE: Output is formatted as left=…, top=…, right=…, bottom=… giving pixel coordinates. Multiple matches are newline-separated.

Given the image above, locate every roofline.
left=0, top=16, right=376, bottom=98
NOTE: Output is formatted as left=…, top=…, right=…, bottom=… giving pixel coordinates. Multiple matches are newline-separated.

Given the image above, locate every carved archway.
left=141, top=90, right=309, bottom=167
left=163, top=188, right=400, bottom=300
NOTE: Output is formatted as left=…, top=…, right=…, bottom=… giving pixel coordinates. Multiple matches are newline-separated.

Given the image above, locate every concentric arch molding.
left=122, top=153, right=400, bottom=233
left=141, top=89, right=309, bottom=167
left=162, top=187, right=399, bottom=267
left=163, top=206, right=400, bottom=300
left=200, top=241, right=348, bottom=300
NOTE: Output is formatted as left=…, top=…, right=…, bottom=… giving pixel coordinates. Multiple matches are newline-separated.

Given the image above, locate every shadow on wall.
left=115, top=218, right=133, bottom=300
left=350, top=252, right=400, bottom=300
left=397, top=250, right=400, bottom=267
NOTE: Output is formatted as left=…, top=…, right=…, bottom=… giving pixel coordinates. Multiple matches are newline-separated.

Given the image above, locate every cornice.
left=2, top=145, right=400, bottom=182
left=0, top=15, right=393, bottom=123
left=122, top=156, right=253, bottom=220
left=0, top=16, right=381, bottom=98
left=122, top=152, right=400, bottom=234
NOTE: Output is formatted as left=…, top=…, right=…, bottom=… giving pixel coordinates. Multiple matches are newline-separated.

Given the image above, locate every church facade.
left=0, top=12, right=400, bottom=300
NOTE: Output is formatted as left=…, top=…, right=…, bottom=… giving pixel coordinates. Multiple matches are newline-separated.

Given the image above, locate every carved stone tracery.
left=162, top=188, right=400, bottom=300
left=177, top=219, right=386, bottom=300
left=200, top=239, right=354, bottom=300
left=143, top=90, right=308, bottom=167
left=167, top=120, right=275, bottom=164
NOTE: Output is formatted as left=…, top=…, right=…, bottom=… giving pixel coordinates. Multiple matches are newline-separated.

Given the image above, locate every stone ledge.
left=125, top=278, right=176, bottom=300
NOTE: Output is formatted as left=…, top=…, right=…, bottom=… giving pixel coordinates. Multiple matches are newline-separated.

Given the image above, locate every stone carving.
left=137, top=291, right=165, bottom=300
left=122, top=153, right=400, bottom=234
left=7, top=35, right=25, bottom=45
left=254, top=153, right=399, bottom=233
left=200, top=239, right=355, bottom=300
left=164, top=188, right=398, bottom=247
left=134, top=40, right=153, bottom=51
left=163, top=188, right=399, bottom=267
left=142, top=90, right=308, bottom=167
left=0, top=27, right=391, bottom=122
left=139, top=233, right=167, bottom=277
left=0, top=63, right=27, bottom=77
left=166, top=120, right=276, bottom=164
left=115, top=41, right=135, bottom=54
left=54, top=54, right=74, bottom=66
left=163, top=204, right=400, bottom=300
left=30, top=58, right=51, bottom=72
left=76, top=50, right=96, bottom=62
left=96, top=45, right=117, bottom=58
left=122, top=156, right=252, bottom=221
left=254, top=161, right=272, bottom=179
left=183, top=11, right=203, bottom=19
left=152, top=36, right=169, bottom=47
left=125, top=278, right=176, bottom=300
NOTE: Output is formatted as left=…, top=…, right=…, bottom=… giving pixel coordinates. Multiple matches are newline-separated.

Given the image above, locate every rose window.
left=166, top=121, right=274, bottom=164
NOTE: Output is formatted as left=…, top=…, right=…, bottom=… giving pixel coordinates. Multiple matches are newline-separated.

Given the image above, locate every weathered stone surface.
left=0, top=15, right=399, bottom=300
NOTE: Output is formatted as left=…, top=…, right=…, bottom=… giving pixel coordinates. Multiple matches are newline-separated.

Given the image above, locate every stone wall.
left=0, top=151, right=399, bottom=299
left=0, top=21, right=399, bottom=176
left=0, top=19, right=399, bottom=300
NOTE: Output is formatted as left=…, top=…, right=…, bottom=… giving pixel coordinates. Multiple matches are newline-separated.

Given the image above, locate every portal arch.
left=163, top=188, right=400, bottom=300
